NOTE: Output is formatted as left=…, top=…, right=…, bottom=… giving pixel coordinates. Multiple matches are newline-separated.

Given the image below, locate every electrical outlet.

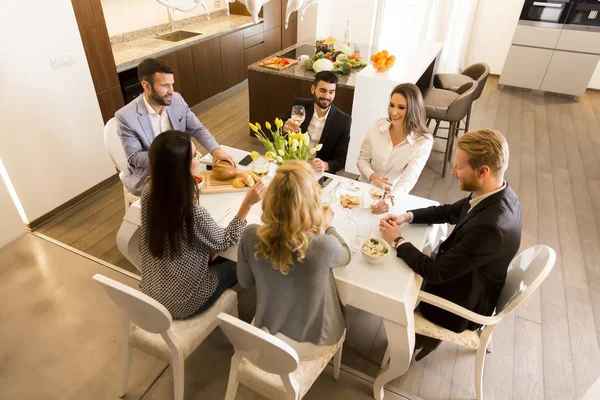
left=50, top=54, right=75, bottom=69
left=214, top=0, right=221, bottom=8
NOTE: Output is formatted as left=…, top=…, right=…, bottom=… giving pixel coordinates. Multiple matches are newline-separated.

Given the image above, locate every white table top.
left=127, top=146, right=439, bottom=324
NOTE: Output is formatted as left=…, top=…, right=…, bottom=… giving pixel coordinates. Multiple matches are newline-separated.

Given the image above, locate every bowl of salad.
left=360, top=237, right=390, bottom=264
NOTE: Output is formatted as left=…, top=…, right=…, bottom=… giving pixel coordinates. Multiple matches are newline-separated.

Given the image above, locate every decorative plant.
left=249, top=119, right=322, bottom=165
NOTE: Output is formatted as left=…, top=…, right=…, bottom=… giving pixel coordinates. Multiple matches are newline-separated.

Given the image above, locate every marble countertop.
left=247, top=43, right=361, bottom=89
left=112, top=14, right=259, bottom=73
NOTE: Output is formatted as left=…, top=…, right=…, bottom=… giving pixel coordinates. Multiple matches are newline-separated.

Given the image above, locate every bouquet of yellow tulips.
left=249, top=118, right=323, bottom=165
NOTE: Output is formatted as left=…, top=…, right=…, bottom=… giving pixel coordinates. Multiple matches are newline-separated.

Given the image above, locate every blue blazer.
left=115, top=93, right=219, bottom=195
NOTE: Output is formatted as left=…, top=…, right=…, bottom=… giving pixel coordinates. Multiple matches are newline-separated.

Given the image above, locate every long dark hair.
left=146, top=130, right=198, bottom=258
left=387, top=83, right=430, bottom=137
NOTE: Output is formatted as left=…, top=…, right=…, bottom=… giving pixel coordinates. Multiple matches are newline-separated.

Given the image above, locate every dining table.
left=116, top=145, right=442, bottom=400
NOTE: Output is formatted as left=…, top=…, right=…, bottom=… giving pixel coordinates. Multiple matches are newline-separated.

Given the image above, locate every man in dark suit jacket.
left=282, top=71, right=351, bottom=174
left=379, top=129, right=522, bottom=360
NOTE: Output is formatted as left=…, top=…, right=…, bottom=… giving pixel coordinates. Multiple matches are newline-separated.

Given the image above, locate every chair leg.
left=123, top=187, right=130, bottom=212
left=465, top=106, right=472, bottom=133
left=119, top=340, right=134, bottom=398
left=441, top=122, right=455, bottom=177
left=486, top=336, right=493, bottom=354
left=172, top=351, right=185, bottom=400
left=432, top=119, right=441, bottom=138
left=333, top=344, right=343, bottom=380
left=281, top=374, right=300, bottom=400
left=381, top=345, right=390, bottom=368
left=225, top=353, right=242, bottom=400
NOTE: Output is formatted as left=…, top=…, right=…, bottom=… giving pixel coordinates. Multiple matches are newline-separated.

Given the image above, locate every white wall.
left=0, top=179, right=26, bottom=248
left=468, top=0, right=600, bottom=89
left=101, top=0, right=227, bottom=37
left=0, top=0, right=116, bottom=222
left=297, top=0, right=378, bottom=49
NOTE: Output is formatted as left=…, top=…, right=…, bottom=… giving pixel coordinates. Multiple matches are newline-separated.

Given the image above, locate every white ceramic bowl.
left=360, top=237, right=390, bottom=264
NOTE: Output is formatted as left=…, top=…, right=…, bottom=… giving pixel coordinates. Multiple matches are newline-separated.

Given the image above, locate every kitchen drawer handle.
left=532, top=2, right=562, bottom=8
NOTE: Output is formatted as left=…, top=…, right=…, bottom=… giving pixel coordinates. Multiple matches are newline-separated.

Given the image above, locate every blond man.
left=379, top=129, right=522, bottom=360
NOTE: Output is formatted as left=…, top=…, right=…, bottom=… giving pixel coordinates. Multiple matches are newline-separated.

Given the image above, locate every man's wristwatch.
left=392, top=236, right=405, bottom=249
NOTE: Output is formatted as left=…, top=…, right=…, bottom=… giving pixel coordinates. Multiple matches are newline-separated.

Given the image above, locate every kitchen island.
left=247, top=43, right=360, bottom=128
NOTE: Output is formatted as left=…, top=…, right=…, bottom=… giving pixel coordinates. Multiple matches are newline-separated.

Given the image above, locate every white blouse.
left=357, top=119, right=433, bottom=198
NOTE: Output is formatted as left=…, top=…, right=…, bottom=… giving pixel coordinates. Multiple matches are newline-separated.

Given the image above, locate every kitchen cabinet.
left=191, top=38, right=224, bottom=103
left=512, top=25, right=561, bottom=49
left=71, top=0, right=123, bottom=123
left=220, top=30, right=247, bottom=90
left=556, top=29, right=600, bottom=54
left=540, top=51, right=600, bottom=96
left=499, top=45, right=553, bottom=90
left=263, top=26, right=282, bottom=57
left=282, top=18, right=297, bottom=49
left=245, top=44, right=265, bottom=71
left=262, top=0, right=282, bottom=31
left=159, top=46, right=200, bottom=106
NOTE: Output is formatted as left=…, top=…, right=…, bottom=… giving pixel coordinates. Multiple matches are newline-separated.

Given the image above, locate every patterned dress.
left=139, top=182, right=246, bottom=319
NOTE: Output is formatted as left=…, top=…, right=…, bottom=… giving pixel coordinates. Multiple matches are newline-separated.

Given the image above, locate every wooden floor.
left=35, top=77, right=600, bottom=399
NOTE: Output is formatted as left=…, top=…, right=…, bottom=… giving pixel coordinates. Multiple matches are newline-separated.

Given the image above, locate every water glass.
left=291, top=105, right=306, bottom=129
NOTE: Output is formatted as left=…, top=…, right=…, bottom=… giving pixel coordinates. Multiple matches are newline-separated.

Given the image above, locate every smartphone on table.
left=239, top=155, right=253, bottom=166
left=318, top=176, right=332, bottom=188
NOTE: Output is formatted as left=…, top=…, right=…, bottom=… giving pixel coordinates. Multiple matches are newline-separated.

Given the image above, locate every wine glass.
left=252, top=157, right=270, bottom=179
left=320, top=190, right=332, bottom=210
left=291, top=105, right=306, bottom=131
left=337, top=182, right=364, bottom=252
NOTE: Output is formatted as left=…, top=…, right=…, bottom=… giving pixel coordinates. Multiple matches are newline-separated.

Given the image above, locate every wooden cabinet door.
left=220, top=30, right=247, bottom=90
left=71, top=0, right=120, bottom=93
left=97, top=86, right=125, bottom=124
left=282, top=0, right=297, bottom=27
left=282, top=18, right=297, bottom=49
left=248, top=69, right=299, bottom=136
left=159, top=47, right=200, bottom=106
left=263, top=0, right=282, bottom=31
left=191, top=38, right=224, bottom=103
left=263, top=26, right=282, bottom=57
left=245, top=44, right=265, bottom=74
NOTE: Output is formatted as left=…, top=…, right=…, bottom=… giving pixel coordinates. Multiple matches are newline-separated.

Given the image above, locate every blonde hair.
left=457, top=129, right=509, bottom=177
left=255, top=160, right=325, bottom=275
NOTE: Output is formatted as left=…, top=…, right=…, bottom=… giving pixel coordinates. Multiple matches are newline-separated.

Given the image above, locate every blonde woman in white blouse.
left=357, top=83, right=433, bottom=214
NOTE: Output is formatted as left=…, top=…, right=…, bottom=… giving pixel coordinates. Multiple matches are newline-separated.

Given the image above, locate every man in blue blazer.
left=115, top=58, right=235, bottom=195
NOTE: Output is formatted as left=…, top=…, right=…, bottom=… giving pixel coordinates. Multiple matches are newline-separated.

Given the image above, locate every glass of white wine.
left=320, top=191, right=332, bottom=210
left=291, top=105, right=306, bottom=131
left=252, top=157, right=270, bottom=179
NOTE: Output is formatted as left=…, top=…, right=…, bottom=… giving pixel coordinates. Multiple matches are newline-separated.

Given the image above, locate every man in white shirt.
left=379, top=129, right=522, bottom=360
left=282, top=71, right=352, bottom=174
left=115, top=58, right=235, bottom=195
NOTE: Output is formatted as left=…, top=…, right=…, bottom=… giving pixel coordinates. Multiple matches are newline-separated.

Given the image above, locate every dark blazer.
left=283, top=98, right=351, bottom=174
left=396, top=184, right=522, bottom=333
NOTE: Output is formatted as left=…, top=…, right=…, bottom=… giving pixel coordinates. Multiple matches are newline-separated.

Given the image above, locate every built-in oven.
left=519, top=0, right=574, bottom=28
left=564, top=0, right=600, bottom=32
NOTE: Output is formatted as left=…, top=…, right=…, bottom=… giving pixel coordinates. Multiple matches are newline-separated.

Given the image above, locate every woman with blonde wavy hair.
left=237, top=160, right=350, bottom=356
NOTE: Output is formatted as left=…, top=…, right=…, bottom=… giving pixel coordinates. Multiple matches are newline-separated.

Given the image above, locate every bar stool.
left=433, top=63, right=490, bottom=133
left=423, top=81, right=477, bottom=177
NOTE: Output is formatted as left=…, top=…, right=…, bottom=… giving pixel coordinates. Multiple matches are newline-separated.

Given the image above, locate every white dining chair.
left=103, top=117, right=139, bottom=211
left=218, top=313, right=345, bottom=400
left=381, top=245, right=556, bottom=400
left=92, top=274, right=239, bottom=400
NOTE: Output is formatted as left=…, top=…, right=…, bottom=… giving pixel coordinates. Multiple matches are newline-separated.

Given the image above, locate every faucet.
left=167, top=6, right=175, bottom=32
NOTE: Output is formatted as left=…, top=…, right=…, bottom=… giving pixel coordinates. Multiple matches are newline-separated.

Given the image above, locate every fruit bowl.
left=370, top=50, right=395, bottom=73
left=360, top=237, right=390, bottom=264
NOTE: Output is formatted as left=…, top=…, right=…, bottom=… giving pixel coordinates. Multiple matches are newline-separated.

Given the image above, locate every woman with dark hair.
left=357, top=83, right=433, bottom=214
left=140, top=130, right=264, bottom=319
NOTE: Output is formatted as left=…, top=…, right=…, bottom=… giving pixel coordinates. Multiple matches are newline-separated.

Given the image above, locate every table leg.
left=373, top=319, right=415, bottom=400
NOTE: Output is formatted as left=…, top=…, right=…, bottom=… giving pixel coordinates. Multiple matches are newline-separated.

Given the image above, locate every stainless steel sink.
left=155, top=30, right=202, bottom=42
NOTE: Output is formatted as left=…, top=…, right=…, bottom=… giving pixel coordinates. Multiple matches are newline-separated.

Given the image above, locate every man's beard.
left=151, top=88, right=172, bottom=106
left=313, top=93, right=331, bottom=110
left=459, top=178, right=479, bottom=192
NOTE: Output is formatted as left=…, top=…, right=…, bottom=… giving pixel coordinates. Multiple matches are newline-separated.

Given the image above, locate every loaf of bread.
left=242, top=173, right=255, bottom=187
left=212, top=160, right=237, bottom=180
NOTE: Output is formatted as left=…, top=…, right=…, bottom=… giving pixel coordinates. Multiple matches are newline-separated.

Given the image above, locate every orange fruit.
left=370, top=54, right=377, bottom=62
left=376, top=57, right=386, bottom=66
left=382, top=50, right=389, bottom=57
left=377, top=65, right=389, bottom=73
left=388, top=55, right=396, bottom=62
left=375, top=52, right=383, bottom=59
left=385, top=59, right=394, bottom=66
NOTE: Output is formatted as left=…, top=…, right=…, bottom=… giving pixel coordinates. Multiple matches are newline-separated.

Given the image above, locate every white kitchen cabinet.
left=499, top=45, right=554, bottom=90
left=540, top=50, right=600, bottom=96
left=512, top=24, right=562, bottom=49
left=556, top=29, right=600, bottom=54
